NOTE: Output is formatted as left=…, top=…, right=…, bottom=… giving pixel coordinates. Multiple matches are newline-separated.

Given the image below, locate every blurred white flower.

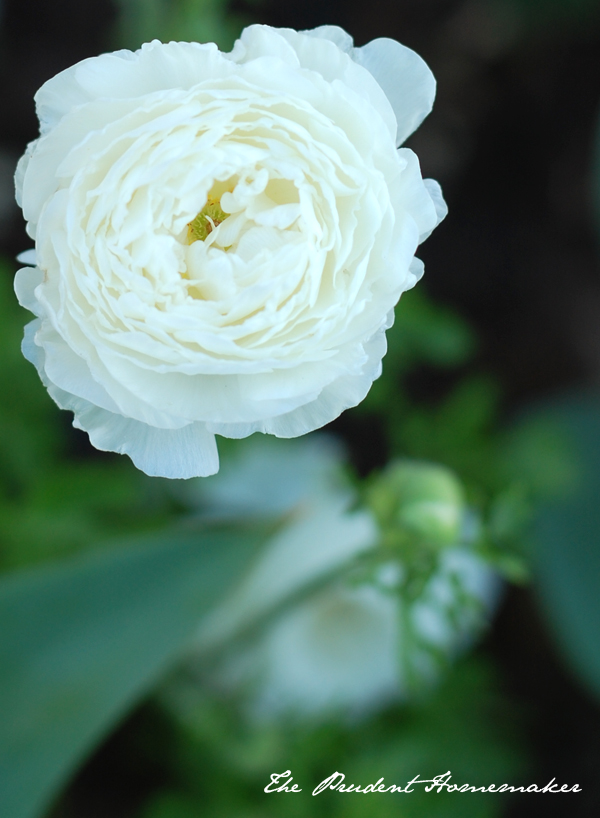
left=173, top=440, right=499, bottom=721
left=214, top=545, right=498, bottom=720
left=14, top=24, right=446, bottom=478
left=192, top=436, right=378, bottom=651
left=239, top=582, right=401, bottom=717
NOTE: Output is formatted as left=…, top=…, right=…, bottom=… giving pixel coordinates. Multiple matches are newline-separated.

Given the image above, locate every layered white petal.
left=35, top=41, right=234, bottom=134
left=14, top=265, right=44, bottom=315
left=70, top=405, right=219, bottom=479
left=304, top=24, right=354, bottom=53
left=21, top=318, right=218, bottom=478
left=353, top=37, right=437, bottom=147
left=270, top=25, right=398, bottom=146
left=421, top=178, right=449, bottom=240
left=16, top=249, right=37, bottom=266
left=205, top=311, right=390, bottom=439
left=305, top=26, right=437, bottom=148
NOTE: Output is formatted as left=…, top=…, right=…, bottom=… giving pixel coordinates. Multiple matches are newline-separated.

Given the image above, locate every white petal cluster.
left=210, top=551, right=498, bottom=722
left=14, top=25, right=446, bottom=478
left=183, top=439, right=498, bottom=720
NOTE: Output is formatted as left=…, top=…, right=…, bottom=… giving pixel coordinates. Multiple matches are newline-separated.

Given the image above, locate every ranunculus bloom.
left=14, top=24, right=446, bottom=478
left=171, top=440, right=499, bottom=720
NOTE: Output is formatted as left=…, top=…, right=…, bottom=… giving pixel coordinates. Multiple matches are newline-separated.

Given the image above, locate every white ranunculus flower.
left=164, top=439, right=498, bottom=721
left=191, top=436, right=379, bottom=652
left=14, top=24, right=446, bottom=478
left=176, top=437, right=396, bottom=718
left=211, top=545, right=499, bottom=721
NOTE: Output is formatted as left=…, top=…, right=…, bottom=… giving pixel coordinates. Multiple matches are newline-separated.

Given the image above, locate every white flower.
left=211, top=545, right=498, bottom=721
left=184, top=436, right=395, bottom=718
left=14, top=24, right=446, bottom=478
left=170, top=438, right=499, bottom=721
left=191, top=436, right=379, bottom=651
left=237, top=582, right=401, bottom=719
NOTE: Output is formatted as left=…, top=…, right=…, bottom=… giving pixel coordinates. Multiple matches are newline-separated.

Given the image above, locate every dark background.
left=1, top=0, right=600, bottom=815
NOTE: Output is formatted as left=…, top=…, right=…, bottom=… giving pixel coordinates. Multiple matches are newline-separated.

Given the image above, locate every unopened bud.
left=367, top=460, right=465, bottom=549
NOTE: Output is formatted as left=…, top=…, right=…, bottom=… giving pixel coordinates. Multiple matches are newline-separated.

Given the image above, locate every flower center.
left=186, top=196, right=230, bottom=244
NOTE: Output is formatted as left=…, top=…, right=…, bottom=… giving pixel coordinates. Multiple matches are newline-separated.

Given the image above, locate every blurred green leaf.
left=500, top=414, right=579, bottom=499
left=0, top=523, right=267, bottom=818
left=530, top=393, right=600, bottom=703
left=394, top=376, right=501, bottom=493
left=114, top=0, right=248, bottom=51
left=361, top=289, right=476, bottom=416
left=0, top=460, right=179, bottom=570
left=394, top=289, right=477, bottom=370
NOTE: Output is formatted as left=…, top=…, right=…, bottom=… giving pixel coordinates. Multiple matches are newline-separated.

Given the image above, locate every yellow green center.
left=187, top=197, right=230, bottom=244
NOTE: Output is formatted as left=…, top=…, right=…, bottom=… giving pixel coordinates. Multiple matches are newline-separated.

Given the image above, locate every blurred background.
left=1, top=1, right=600, bottom=817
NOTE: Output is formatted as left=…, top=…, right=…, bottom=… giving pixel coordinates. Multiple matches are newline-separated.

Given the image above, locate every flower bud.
left=367, top=460, right=465, bottom=549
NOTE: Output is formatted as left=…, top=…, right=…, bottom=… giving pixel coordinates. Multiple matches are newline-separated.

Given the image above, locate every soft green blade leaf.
left=0, top=524, right=265, bottom=818
left=531, top=393, right=600, bottom=701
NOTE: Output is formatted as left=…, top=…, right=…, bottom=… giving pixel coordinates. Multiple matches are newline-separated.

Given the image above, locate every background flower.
left=14, top=24, right=445, bottom=478
left=169, top=438, right=499, bottom=721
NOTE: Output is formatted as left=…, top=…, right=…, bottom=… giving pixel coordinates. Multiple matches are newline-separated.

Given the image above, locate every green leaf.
left=393, top=289, right=477, bottom=370
left=113, top=0, right=247, bottom=51
left=0, top=523, right=266, bottom=818
left=394, top=376, right=501, bottom=492
left=358, top=289, right=476, bottom=416
left=530, top=393, right=600, bottom=702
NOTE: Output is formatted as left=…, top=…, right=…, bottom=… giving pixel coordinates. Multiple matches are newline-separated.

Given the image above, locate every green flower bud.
left=367, top=460, right=465, bottom=549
